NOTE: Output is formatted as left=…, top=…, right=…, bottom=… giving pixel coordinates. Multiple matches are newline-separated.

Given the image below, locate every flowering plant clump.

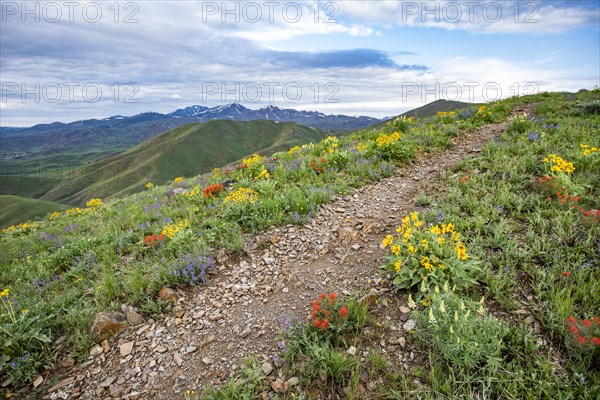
left=1, top=222, right=39, bottom=235
left=174, top=176, right=184, bottom=183
left=202, top=183, right=224, bottom=198
left=224, top=187, right=259, bottom=204
left=171, top=253, right=215, bottom=285
left=566, top=316, right=600, bottom=348
left=242, top=154, right=264, bottom=167
left=288, top=146, right=301, bottom=155
left=256, top=169, right=270, bottom=180
left=381, top=211, right=479, bottom=297
left=143, top=233, right=165, bottom=247
left=582, top=209, right=600, bottom=223
left=437, top=111, right=456, bottom=124
left=161, top=219, right=190, bottom=239
left=580, top=144, right=598, bottom=156
left=310, top=158, right=327, bottom=173
left=544, top=154, right=575, bottom=174
left=386, top=115, right=414, bottom=133
left=412, top=291, right=509, bottom=372
left=145, top=182, right=154, bottom=189
left=306, top=293, right=350, bottom=336
left=85, top=198, right=103, bottom=208
left=49, top=211, right=61, bottom=221
left=532, top=176, right=581, bottom=208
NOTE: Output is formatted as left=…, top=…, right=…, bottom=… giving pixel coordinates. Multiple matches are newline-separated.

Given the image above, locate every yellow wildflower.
left=394, top=260, right=402, bottom=272
left=146, top=182, right=154, bottom=189
left=430, top=225, right=442, bottom=235
left=382, top=235, right=394, bottom=248
left=288, top=146, right=301, bottom=155
left=0, top=288, right=8, bottom=299
left=85, top=198, right=103, bottom=208
left=257, top=169, right=270, bottom=180
left=421, top=239, right=429, bottom=249
left=407, top=245, right=416, bottom=253
left=391, top=245, right=401, bottom=256
left=174, top=177, right=184, bottom=183
left=224, top=188, right=259, bottom=204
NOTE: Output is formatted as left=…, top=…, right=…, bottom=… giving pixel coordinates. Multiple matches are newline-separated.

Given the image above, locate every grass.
left=1, top=91, right=599, bottom=398
left=0, top=195, right=69, bottom=227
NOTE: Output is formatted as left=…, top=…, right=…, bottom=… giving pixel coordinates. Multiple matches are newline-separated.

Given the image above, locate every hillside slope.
left=38, top=120, right=325, bottom=205
left=0, top=195, right=68, bottom=227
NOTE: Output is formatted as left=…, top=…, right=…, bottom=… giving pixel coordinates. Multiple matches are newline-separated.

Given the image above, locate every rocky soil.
left=32, top=104, right=536, bottom=400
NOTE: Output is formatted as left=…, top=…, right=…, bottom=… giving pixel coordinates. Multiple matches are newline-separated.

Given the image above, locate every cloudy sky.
left=1, top=0, right=598, bottom=126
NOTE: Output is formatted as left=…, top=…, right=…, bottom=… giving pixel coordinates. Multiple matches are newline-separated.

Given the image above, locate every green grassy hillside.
left=7, top=120, right=325, bottom=206
left=0, top=195, right=69, bottom=227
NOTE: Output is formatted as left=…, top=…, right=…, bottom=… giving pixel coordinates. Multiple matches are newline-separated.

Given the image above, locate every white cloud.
left=338, top=0, right=599, bottom=34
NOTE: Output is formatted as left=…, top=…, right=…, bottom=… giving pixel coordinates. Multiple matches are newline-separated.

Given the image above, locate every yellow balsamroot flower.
left=224, top=187, right=259, bottom=204
left=407, top=245, right=416, bottom=253
left=357, top=142, right=367, bottom=152
left=174, top=177, right=184, bottom=183
left=382, top=235, right=394, bottom=248
left=86, top=198, right=103, bottom=208
left=146, top=182, right=154, bottom=189
left=413, top=219, right=424, bottom=227
left=242, top=154, right=264, bottom=166
left=452, top=232, right=461, bottom=243
left=430, top=225, right=442, bottom=235
left=0, top=288, right=8, bottom=299
left=437, top=236, right=445, bottom=245
left=410, top=211, right=419, bottom=221
left=49, top=211, right=61, bottom=220
left=544, top=154, right=575, bottom=174
left=455, top=242, right=468, bottom=260
left=391, top=245, right=401, bottom=256
left=376, top=131, right=401, bottom=148
left=257, top=169, right=270, bottom=180
left=394, top=260, right=402, bottom=272
left=161, top=219, right=190, bottom=239
left=421, top=239, right=429, bottom=248
left=288, top=146, right=301, bottom=155
left=580, top=144, right=598, bottom=156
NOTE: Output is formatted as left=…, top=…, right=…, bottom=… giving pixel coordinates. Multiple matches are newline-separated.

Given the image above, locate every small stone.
left=32, top=375, right=44, bottom=388
left=403, top=319, right=416, bottom=331
left=286, top=377, right=299, bottom=387
left=89, top=344, right=103, bottom=357
left=347, top=346, right=357, bottom=355
left=398, top=337, right=406, bottom=348
left=119, top=341, right=134, bottom=357
left=282, top=287, right=289, bottom=293
left=90, top=312, right=125, bottom=341
left=399, top=306, right=411, bottom=314
left=155, top=345, right=167, bottom=353
left=126, top=311, right=144, bottom=326
left=173, top=353, right=183, bottom=367
left=158, top=287, right=178, bottom=303
left=202, top=357, right=214, bottom=365
left=99, top=376, right=116, bottom=388
left=271, top=380, right=284, bottom=393
left=263, top=257, right=275, bottom=265
left=351, top=244, right=361, bottom=251
left=261, top=362, right=273, bottom=375
left=186, top=346, right=197, bottom=354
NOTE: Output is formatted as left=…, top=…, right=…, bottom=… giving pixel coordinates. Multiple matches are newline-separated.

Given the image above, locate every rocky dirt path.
left=37, top=104, right=536, bottom=400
